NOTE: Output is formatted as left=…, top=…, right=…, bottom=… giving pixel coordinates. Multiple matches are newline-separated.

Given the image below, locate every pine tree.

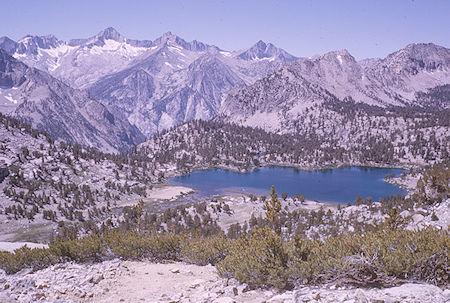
left=265, top=186, right=281, bottom=231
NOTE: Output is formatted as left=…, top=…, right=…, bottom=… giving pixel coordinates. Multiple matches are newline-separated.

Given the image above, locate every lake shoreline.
left=168, top=165, right=408, bottom=204
left=164, top=162, right=418, bottom=182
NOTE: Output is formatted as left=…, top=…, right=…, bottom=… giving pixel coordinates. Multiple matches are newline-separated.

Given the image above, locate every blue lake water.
left=169, top=166, right=407, bottom=203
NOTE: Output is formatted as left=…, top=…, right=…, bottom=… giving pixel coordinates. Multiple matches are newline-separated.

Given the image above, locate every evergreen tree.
left=265, top=186, right=281, bottom=231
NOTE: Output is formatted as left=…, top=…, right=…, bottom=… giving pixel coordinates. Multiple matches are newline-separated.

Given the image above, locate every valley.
left=0, top=27, right=448, bottom=303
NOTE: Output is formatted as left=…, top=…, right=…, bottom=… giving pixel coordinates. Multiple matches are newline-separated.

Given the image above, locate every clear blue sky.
left=1, top=0, right=449, bottom=59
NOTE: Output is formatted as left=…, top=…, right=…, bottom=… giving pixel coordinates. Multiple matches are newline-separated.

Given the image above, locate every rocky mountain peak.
left=237, top=40, right=297, bottom=62
left=0, top=48, right=28, bottom=87
left=68, top=27, right=145, bottom=48
left=319, top=49, right=356, bottom=65
left=377, top=43, right=450, bottom=75
left=255, top=39, right=267, bottom=49
left=153, top=31, right=180, bottom=45
left=162, top=31, right=175, bottom=39
left=15, top=34, right=62, bottom=55
left=81, top=27, right=128, bottom=47
left=0, top=49, right=145, bottom=151
left=95, top=27, right=125, bottom=42
left=0, top=37, right=18, bottom=55
left=238, top=40, right=271, bottom=60
left=152, top=32, right=209, bottom=52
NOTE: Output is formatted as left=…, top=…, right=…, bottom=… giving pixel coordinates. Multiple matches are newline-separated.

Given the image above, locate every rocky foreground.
left=0, top=259, right=448, bottom=303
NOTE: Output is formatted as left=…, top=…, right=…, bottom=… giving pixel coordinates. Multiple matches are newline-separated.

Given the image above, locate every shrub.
left=105, top=230, right=182, bottom=261
left=48, top=232, right=107, bottom=264
left=383, top=207, right=409, bottom=230
left=181, top=233, right=231, bottom=265
left=287, top=227, right=449, bottom=287
left=217, top=226, right=290, bottom=289
left=0, top=227, right=447, bottom=289
left=0, top=246, right=57, bottom=274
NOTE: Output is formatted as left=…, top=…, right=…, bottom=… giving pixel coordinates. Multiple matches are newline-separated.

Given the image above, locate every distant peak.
left=18, top=34, right=58, bottom=42
left=158, top=31, right=178, bottom=43
left=237, top=40, right=297, bottom=62
left=18, top=35, right=33, bottom=43
left=0, top=36, right=17, bottom=49
left=14, top=34, right=62, bottom=53
left=401, top=42, right=449, bottom=55
left=334, top=49, right=352, bottom=56
left=97, top=27, right=122, bottom=39
left=405, top=42, right=436, bottom=49
left=104, top=26, right=118, bottom=32
left=383, top=42, right=450, bottom=71
left=385, top=43, right=449, bottom=59
left=320, top=49, right=354, bottom=62
left=153, top=31, right=187, bottom=48
left=255, top=40, right=266, bottom=47
left=0, top=36, right=15, bottom=43
left=163, top=31, right=174, bottom=37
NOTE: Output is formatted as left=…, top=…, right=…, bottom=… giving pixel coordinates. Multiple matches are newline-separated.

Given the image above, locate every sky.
left=1, top=0, right=449, bottom=60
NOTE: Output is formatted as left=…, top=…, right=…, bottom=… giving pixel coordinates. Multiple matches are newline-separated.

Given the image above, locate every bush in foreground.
left=0, top=227, right=448, bottom=289
left=287, top=227, right=449, bottom=287
left=217, top=226, right=290, bottom=289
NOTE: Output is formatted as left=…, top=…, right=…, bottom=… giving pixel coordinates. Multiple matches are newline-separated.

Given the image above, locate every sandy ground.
left=114, top=185, right=195, bottom=208
left=88, top=261, right=273, bottom=303
left=73, top=261, right=450, bottom=303
left=0, top=241, right=48, bottom=252
left=148, top=185, right=194, bottom=200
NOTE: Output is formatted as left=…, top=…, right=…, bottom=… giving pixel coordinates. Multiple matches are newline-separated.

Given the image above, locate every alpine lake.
left=169, top=166, right=407, bottom=204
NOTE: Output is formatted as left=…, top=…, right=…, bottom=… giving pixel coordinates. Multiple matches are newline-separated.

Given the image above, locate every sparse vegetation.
left=0, top=224, right=447, bottom=289
left=413, top=161, right=449, bottom=204
left=0, top=97, right=448, bottom=293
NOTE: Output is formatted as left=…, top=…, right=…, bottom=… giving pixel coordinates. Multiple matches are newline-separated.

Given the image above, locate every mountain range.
left=1, top=28, right=449, bottom=153
left=220, top=43, right=450, bottom=131
left=1, top=28, right=298, bottom=137
left=0, top=49, right=144, bottom=152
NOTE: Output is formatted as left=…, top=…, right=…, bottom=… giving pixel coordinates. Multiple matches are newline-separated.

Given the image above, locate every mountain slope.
left=366, top=43, right=450, bottom=104
left=0, top=49, right=144, bottom=152
left=0, top=113, right=154, bottom=240
left=1, top=28, right=154, bottom=89
left=3, top=29, right=299, bottom=137
left=277, top=43, right=450, bottom=108
left=87, top=32, right=298, bottom=136
left=218, top=44, right=449, bottom=167
left=221, top=43, right=450, bottom=131
left=236, top=40, right=298, bottom=62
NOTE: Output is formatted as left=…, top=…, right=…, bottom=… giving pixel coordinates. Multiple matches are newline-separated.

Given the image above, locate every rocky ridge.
left=87, top=31, right=299, bottom=136
left=0, top=259, right=448, bottom=303
left=0, top=49, right=144, bottom=152
left=217, top=45, right=449, bottom=165
left=221, top=43, right=450, bottom=121
left=1, top=28, right=299, bottom=137
left=2, top=28, right=153, bottom=89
